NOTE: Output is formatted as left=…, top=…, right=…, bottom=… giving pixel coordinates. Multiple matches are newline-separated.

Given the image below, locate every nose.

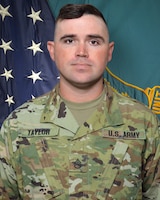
left=75, top=43, right=89, bottom=57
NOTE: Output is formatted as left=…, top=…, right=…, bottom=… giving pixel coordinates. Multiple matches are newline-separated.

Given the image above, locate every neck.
left=59, top=79, right=104, bottom=103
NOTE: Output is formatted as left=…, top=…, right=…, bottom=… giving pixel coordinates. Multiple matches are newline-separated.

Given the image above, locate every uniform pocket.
left=18, top=136, right=65, bottom=199
left=95, top=141, right=129, bottom=199
left=94, top=128, right=146, bottom=200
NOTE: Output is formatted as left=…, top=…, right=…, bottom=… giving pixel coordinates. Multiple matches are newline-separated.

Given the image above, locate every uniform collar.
left=40, top=82, right=124, bottom=137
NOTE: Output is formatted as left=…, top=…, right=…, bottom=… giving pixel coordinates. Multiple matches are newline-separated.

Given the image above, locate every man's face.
left=48, top=14, right=114, bottom=88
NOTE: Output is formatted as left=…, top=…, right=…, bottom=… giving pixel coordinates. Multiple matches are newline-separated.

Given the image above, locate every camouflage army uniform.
left=0, top=82, right=159, bottom=200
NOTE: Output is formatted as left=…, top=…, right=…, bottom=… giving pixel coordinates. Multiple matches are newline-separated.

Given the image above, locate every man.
left=0, top=4, right=159, bottom=200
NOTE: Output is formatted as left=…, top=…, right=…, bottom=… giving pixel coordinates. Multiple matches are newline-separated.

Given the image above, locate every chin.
left=71, top=79, right=102, bottom=89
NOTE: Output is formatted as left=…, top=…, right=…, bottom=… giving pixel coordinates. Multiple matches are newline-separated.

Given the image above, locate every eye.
left=64, top=38, right=74, bottom=44
left=90, top=39, right=100, bottom=46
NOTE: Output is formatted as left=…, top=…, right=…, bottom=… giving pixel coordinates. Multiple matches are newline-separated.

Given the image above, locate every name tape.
left=103, top=130, right=146, bottom=139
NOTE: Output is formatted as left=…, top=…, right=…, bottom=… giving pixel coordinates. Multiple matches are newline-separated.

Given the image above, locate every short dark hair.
left=56, top=4, right=107, bottom=26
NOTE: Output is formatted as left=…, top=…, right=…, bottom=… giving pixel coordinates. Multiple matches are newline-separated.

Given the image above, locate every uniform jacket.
left=0, top=83, right=160, bottom=200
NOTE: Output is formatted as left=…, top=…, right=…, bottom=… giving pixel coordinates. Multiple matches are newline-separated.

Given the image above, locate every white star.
left=5, top=94, right=15, bottom=106
left=27, top=7, right=43, bottom=24
left=0, top=5, right=12, bottom=21
left=0, top=39, right=13, bottom=54
left=1, top=68, right=14, bottom=81
left=27, top=70, right=42, bottom=84
left=31, top=95, right=35, bottom=99
left=27, top=40, right=43, bottom=55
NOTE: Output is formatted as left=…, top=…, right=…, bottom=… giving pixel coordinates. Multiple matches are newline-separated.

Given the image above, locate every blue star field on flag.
left=0, top=0, right=59, bottom=127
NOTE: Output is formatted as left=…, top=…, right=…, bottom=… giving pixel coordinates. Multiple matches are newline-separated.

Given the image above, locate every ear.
left=107, top=41, right=114, bottom=62
left=47, top=41, right=55, bottom=61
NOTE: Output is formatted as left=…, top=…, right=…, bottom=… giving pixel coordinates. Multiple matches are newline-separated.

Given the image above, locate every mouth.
left=72, top=63, right=91, bottom=67
left=72, top=64, right=91, bottom=72
left=71, top=58, right=92, bottom=67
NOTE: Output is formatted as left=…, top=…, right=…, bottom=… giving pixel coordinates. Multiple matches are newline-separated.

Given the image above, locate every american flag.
left=0, top=0, right=59, bottom=127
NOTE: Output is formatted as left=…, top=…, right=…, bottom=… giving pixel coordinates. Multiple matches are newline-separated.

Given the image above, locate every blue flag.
left=0, top=0, right=59, bottom=126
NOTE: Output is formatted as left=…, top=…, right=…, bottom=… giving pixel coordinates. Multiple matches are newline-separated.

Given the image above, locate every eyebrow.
left=87, top=34, right=105, bottom=42
left=60, top=34, right=106, bottom=42
left=60, top=34, right=76, bottom=41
